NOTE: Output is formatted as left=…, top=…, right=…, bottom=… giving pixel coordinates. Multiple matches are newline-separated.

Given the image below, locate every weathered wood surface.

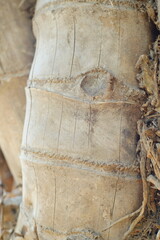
left=15, top=0, right=152, bottom=239
left=0, top=0, right=34, bottom=184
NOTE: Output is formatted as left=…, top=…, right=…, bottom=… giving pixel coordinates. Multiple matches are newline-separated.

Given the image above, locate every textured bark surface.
left=0, top=0, right=34, bottom=184
left=15, top=0, right=153, bottom=239
left=124, top=2, right=160, bottom=238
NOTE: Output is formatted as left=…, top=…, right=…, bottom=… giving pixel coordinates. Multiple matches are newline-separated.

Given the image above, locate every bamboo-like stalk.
left=15, top=0, right=152, bottom=239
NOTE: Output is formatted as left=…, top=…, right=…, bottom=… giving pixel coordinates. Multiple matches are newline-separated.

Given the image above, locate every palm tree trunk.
left=15, top=0, right=153, bottom=239
left=0, top=0, right=34, bottom=184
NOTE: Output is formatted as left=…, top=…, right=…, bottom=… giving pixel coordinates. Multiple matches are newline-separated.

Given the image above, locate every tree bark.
left=15, top=0, right=153, bottom=239
left=0, top=0, right=34, bottom=184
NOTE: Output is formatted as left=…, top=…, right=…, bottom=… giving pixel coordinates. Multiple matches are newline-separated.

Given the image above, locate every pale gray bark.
left=15, top=0, right=152, bottom=239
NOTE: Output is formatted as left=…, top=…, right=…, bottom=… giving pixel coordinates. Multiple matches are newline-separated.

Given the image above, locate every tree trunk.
left=0, top=0, right=34, bottom=184
left=15, top=0, right=152, bottom=239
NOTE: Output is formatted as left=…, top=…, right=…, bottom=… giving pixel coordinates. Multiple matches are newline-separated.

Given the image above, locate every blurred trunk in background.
left=0, top=0, right=35, bottom=184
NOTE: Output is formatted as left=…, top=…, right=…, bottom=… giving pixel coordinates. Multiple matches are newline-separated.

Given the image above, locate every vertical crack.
left=57, top=98, right=64, bottom=153
left=107, top=5, right=121, bottom=239
left=53, top=176, right=57, bottom=229
left=51, top=14, right=58, bottom=76
left=42, top=96, right=49, bottom=149
left=69, top=17, right=76, bottom=78
left=25, top=88, right=32, bottom=150
left=33, top=166, right=39, bottom=222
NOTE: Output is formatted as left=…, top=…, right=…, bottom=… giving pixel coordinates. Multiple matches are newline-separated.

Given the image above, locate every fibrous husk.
left=146, top=0, right=160, bottom=30
left=124, top=1, right=160, bottom=239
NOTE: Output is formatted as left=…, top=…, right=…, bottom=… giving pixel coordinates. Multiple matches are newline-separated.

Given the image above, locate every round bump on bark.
left=80, top=70, right=114, bottom=97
